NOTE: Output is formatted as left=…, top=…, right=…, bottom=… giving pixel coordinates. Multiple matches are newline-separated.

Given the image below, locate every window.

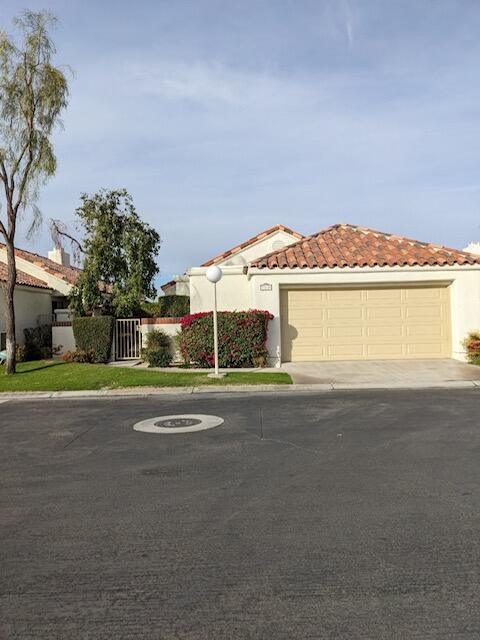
left=0, top=332, right=6, bottom=351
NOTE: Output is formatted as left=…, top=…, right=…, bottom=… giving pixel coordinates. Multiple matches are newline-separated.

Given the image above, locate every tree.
left=0, top=11, right=68, bottom=374
left=52, top=189, right=161, bottom=317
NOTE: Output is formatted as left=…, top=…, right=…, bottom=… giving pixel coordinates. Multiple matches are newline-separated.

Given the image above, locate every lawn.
left=0, top=360, right=292, bottom=392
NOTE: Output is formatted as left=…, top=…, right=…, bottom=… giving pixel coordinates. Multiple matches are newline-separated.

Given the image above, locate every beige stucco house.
left=163, top=223, right=480, bottom=366
left=0, top=245, right=78, bottom=348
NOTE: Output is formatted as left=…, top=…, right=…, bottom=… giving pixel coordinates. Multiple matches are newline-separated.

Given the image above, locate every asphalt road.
left=1, top=389, right=480, bottom=639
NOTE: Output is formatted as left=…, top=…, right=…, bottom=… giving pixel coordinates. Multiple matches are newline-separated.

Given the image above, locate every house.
left=163, top=223, right=480, bottom=366
left=0, top=244, right=78, bottom=347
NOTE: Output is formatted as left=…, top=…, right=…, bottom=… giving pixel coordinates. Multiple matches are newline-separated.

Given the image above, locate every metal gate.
left=114, top=319, right=142, bottom=360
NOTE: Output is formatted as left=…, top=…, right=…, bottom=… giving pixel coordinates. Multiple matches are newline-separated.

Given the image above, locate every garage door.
left=280, top=286, right=451, bottom=362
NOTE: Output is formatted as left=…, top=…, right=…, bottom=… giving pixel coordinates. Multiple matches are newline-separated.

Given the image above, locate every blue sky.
left=2, top=0, right=480, bottom=290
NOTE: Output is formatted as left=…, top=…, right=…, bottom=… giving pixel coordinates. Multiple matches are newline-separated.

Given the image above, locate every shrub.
left=72, top=316, right=115, bottom=363
left=16, top=344, right=27, bottom=363
left=24, top=324, right=52, bottom=360
left=178, top=310, right=273, bottom=368
left=142, top=329, right=173, bottom=367
left=144, top=329, right=170, bottom=350
left=143, top=348, right=173, bottom=367
left=463, top=331, right=480, bottom=363
left=141, top=295, right=190, bottom=318
left=61, top=349, right=97, bottom=363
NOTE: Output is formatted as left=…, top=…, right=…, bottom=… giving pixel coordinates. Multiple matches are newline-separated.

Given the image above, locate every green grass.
left=0, top=360, right=292, bottom=392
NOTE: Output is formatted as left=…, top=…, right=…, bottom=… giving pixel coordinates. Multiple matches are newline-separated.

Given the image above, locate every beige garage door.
left=280, top=286, right=451, bottom=362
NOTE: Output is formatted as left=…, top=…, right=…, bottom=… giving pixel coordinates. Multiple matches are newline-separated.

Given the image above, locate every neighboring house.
left=0, top=245, right=78, bottom=347
left=0, top=261, right=53, bottom=348
left=163, top=223, right=480, bottom=365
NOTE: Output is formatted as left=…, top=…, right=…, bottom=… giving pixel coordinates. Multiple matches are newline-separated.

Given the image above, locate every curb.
left=1, top=380, right=480, bottom=401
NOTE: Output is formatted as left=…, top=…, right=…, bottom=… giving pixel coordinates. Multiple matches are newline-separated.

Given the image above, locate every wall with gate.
left=53, top=317, right=183, bottom=361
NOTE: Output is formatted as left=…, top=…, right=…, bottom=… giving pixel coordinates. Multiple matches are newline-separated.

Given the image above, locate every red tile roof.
left=0, top=262, right=50, bottom=289
left=0, top=243, right=82, bottom=285
left=161, top=279, right=176, bottom=293
left=251, top=223, right=480, bottom=269
left=201, top=224, right=304, bottom=267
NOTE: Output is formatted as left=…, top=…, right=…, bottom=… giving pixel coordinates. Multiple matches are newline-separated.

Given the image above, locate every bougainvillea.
left=178, top=310, right=273, bottom=368
left=463, top=331, right=480, bottom=364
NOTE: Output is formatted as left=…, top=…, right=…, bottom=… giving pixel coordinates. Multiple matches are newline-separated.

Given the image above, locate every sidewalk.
left=2, top=378, right=480, bottom=400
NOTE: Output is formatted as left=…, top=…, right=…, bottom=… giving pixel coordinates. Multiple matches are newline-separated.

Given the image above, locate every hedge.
left=141, top=295, right=190, bottom=319
left=178, top=310, right=273, bottom=368
left=72, top=316, right=115, bottom=363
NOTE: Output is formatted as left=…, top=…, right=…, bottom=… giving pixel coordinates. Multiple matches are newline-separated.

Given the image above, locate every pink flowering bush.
left=178, top=310, right=273, bottom=368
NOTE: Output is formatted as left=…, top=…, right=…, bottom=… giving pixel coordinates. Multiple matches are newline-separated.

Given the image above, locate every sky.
left=2, top=0, right=480, bottom=291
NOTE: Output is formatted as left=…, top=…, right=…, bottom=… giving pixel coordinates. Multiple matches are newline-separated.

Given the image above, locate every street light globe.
left=206, top=265, right=223, bottom=283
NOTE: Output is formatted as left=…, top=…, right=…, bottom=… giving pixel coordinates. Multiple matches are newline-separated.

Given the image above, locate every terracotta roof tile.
left=0, top=243, right=82, bottom=285
left=0, top=262, right=50, bottom=289
left=201, top=224, right=304, bottom=267
left=251, top=223, right=480, bottom=269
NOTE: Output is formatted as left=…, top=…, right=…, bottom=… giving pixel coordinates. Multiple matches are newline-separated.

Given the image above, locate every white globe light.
left=206, top=265, right=223, bottom=283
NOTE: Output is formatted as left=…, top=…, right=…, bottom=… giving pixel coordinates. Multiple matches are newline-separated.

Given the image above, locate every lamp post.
left=206, top=265, right=224, bottom=378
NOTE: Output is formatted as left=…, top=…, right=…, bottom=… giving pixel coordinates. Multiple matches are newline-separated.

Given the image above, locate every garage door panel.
left=327, top=344, right=365, bottom=357
left=281, top=286, right=451, bottom=362
left=327, top=307, right=363, bottom=321
left=365, top=289, right=403, bottom=302
left=366, top=307, right=403, bottom=320
left=366, top=325, right=403, bottom=338
left=327, top=326, right=364, bottom=338
left=367, top=343, right=404, bottom=357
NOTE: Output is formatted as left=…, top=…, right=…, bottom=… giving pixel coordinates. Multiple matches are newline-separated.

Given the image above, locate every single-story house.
left=0, top=245, right=78, bottom=348
left=163, top=223, right=480, bottom=366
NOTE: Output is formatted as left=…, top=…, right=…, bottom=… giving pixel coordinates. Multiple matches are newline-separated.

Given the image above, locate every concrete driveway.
left=2, top=390, right=480, bottom=638
left=282, top=358, right=480, bottom=385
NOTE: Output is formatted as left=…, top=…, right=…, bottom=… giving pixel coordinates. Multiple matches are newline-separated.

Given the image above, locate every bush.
left=24, top=324, right=52, bottom=360
left=16, top=344, right=27, bottom=363
left=142, top=329, right=173, bottom=367
left=463, top=331, right=480, bottom=363
left=141, top=295, right=190, bottom=318
left=178, top=310, right=273, bottom=368
left=143, top=348, right=173, bottom=367
left=61, top=349, right=97, bottom=363
left=72, top=316, right=115, bottom=363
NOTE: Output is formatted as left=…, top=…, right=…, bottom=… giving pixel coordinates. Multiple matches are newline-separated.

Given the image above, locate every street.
left=1, top=389, right=480, bottom=639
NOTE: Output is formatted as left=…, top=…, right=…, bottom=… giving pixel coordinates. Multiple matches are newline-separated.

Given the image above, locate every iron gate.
left=114, top=319, right=142, bottom=360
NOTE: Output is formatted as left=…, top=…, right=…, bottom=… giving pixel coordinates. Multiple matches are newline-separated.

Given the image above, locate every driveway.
left=2, top=390, right=480, bottom=639
left=282, top=358, right=480, bottom=385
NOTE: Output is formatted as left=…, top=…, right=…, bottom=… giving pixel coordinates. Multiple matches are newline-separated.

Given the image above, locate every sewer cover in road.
left=133, top=414, right=224, bottom=434
left=156, top=417, right=202, bottom=428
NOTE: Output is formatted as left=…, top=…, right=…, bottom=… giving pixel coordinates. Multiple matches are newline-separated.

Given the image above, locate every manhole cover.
left=156, top=418, right=202, bottom=428
left=133, top=414, right=224, bottom=434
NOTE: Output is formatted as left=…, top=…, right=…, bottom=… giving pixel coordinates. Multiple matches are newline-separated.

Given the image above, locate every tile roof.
left=0, top=262, right=50, bottom=289
left=251, top=223, right=480, bottom=269
left=160, top=279, right=176, bottom=293
left=201, top=224, right=304, bottom=267
left=0, top=243, right=82, bottom=285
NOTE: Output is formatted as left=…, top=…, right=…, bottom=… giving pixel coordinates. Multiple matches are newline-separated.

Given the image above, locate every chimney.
left=464, top=242, right=480, bottom=256
left=48, top=247, right=71, bottom=267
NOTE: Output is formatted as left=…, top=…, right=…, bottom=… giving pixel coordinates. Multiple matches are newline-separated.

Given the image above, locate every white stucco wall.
left=52, top=324, right=76, bottom=355
left=248, top=266, right=480, bottom=366
left=188, top=267, right=251, bottom=313
left=141, top=321, right=182, bottom=360
left=0, top=285, right=52, bottom=345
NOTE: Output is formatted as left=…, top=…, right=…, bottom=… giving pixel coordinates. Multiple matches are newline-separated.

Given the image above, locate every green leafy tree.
left=52, top=189, right=161, bottom=317
left=0, top=11, right=68, bottom=374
